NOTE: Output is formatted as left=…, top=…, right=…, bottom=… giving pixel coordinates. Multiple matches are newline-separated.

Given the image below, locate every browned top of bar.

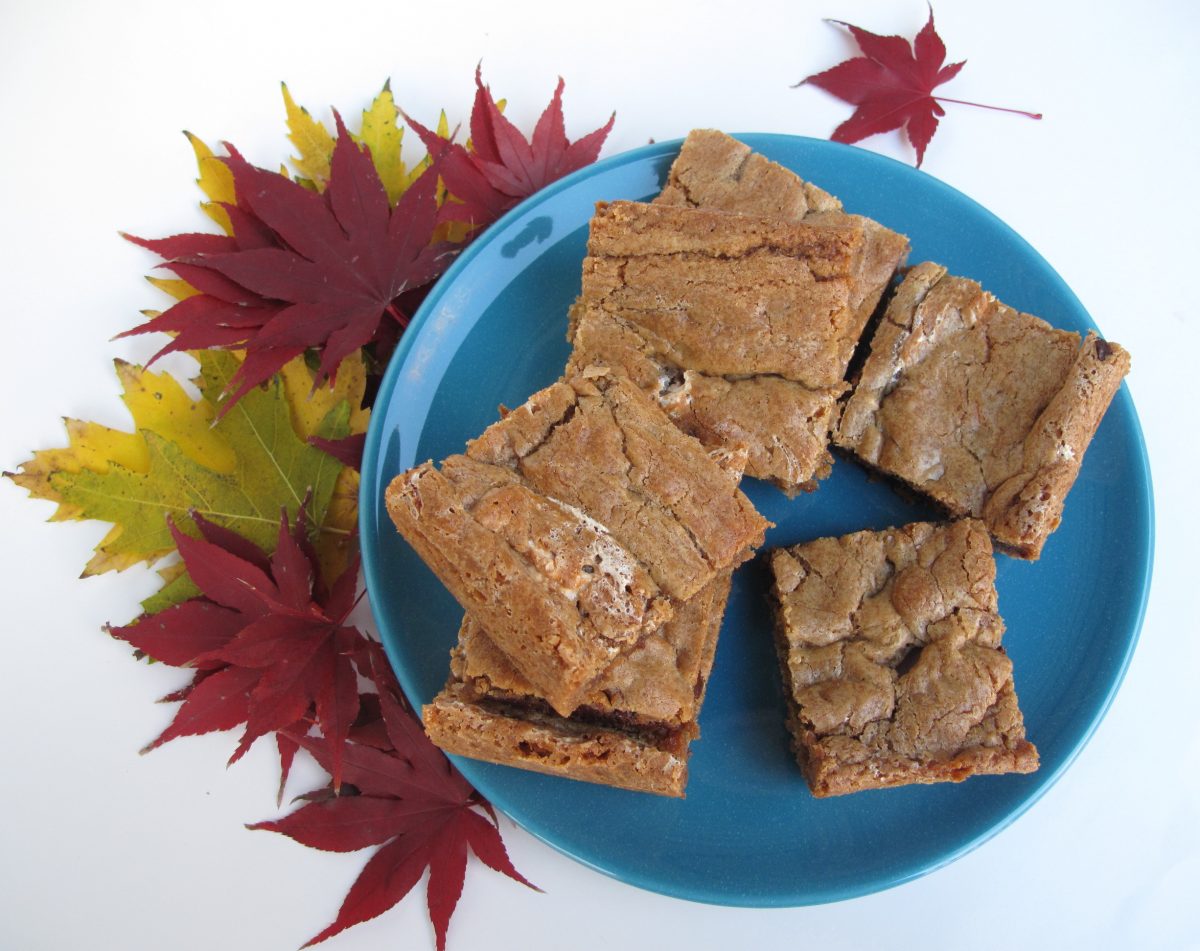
left=567, top=304, right=845, bottom=491
left=653, top=128, right=909, bottom=325
left=466, top=366, right=769, bottom=596
left=559, top=130, right=908, bottom=492
left=654, top=128, right=843, bottom=220
left=836, top=262, right=1131, bottom=558
left=453, top=573, right=731, bottom=729
left=578, top=200, right=865, bottom=389
left=386, top=367, right=767, bottom=715
left=770, top=519, right=1038, bottom=796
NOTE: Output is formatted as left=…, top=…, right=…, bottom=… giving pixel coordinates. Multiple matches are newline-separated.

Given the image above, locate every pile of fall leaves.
left=6, top=68, right=611, bottom=950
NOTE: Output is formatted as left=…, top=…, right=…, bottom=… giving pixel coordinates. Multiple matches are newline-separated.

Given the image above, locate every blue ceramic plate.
left=360, top=135, right=1153, bottom=906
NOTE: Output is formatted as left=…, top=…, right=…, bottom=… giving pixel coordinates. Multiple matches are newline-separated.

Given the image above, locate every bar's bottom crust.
left=783, top=691, right=1040, bottom=798
left=423, top=684, right=693, bottom=798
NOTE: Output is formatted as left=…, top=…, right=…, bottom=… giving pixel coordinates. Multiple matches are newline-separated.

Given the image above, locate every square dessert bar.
left=656, top=128, right=844, bottom=220
left=835, top=262, right=1131, bottom=558
left=567, top=200, right=874, bottom=492
left=769, top=519, right=1039, bottom=797
left=386, top=366, right=768, bottom=716
left=654, top=128, right=910, bottom=337
left=422, top=574, right=732, bottom=798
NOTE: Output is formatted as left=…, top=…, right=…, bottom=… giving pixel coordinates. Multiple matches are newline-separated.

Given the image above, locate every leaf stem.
left=384, top=303, right=410, bottom=327
left=335, top=588, right=369, bottom=626
left=933, top=96, right=1042, bottom=120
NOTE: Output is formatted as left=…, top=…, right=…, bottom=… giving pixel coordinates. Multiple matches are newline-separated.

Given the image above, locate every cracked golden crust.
left=655, top=128, right=844, bottom=220
left=568, top=306, right=844, bottom=492
left=466, top=367, right=769, bottom=598
left=835, top=263, right=1131, bottom=559
left=567, top=198, right=875, bottom=490
left=422, top=682, right=692, bottom=797
left=769, top=519, right=1038, bottom=797
left=386, top=368, right=767, bottom=716
left=653, top=129, right=909, bottom=342
left=385, top=456, right=672, bottom=717
left=564, top=131, right=906, bottom=492
left=582, top=201, right=865, bottom=386
left=453, top=573, right=731, bottom=729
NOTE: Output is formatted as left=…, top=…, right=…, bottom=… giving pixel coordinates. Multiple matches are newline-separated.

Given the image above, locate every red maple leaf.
left=405, top=65, right=614, bottom=231
left=121, top=115, right=459, bottom=407
left=308, top=431, right=366, bottom=471
left=108, top=508, right=369, bottom=792
left=251, top=644, right=538, bottom=950
left=797, top=7, right=1040, bottom=166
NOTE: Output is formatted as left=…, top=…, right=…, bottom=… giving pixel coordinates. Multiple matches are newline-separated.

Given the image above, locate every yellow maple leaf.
left=358, top=81, right=408, bottom=205
left=281, top=82, right=336, bottom=191
left=414, top=109, right=479, bottom=244
left=145, top=276, right=197, bottom=301
left=114, top=358, right=238, bottom=474
left=10, top=419, right=144, bottom=525
left=279, top=352, right=369, bottom=439
left=184, top=131, right=236, bottom=234
left=410, top=109, right=452, bottom=184
left=281, top=81, right=460, bottom=214
left=6, top=351, right=367, bottom=590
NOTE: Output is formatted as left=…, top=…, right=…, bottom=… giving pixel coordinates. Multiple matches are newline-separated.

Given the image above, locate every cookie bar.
left=654, top=128, right=910, bottom=336
left=386, top=367, right=768, bottom=716
left=655, top=128, right=843, bottom=220
left=769, top=519, right=1039, bottom=797
left=422, top=574, right=731, bottom=797
left=567, top=200, right=870, bottom=491
left=835, top=263, right=1131, bottom=558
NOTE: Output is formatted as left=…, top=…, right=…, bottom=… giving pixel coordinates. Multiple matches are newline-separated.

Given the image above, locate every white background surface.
left=1, top=1, right=1197, bottom=949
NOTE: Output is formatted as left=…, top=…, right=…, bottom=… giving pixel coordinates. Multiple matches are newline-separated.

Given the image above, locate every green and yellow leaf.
left=279, top=351, right=369, bottom=583
left=139, top=559, right=195, bottom=616
left=6, top=351, right=364, bottom=591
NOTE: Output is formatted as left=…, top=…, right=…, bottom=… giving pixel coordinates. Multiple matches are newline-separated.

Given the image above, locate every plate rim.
left=360, top=133, right=1155, bottom=907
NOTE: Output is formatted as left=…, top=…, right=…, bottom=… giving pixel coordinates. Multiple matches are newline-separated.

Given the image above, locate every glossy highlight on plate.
left=360, top=135, right=1153, bottom=907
